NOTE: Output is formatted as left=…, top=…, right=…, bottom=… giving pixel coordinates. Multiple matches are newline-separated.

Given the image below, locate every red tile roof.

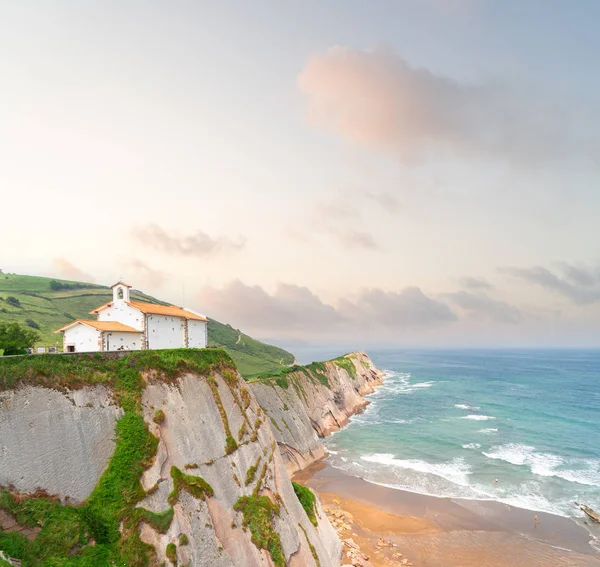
left=55, top=320, right=141, bottom=333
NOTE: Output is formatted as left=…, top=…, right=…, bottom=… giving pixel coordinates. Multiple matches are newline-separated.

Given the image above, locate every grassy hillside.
left=208, top=319, right=295, bottom=377
left=0, top=272, right=294, bottom=377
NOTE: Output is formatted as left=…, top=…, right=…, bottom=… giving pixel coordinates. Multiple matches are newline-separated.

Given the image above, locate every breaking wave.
left=483, top=444, right=600, bottom=487
left=462, top=415, right=495, bottom=421
left=361, top=453, right=472, bottom=487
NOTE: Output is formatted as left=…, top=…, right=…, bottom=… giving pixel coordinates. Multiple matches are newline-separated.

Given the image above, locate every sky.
left=1, top=0, right=600, bottom=348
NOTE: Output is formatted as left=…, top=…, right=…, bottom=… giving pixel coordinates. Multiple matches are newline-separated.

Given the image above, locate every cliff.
left=250, top=351, right=384, bottom=475
left=0, top=350, right=341, bottom=567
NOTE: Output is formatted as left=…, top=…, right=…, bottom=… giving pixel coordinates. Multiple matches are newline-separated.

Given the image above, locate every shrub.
left=233, top=495, right=284, bottom=567
left=0, top=322, right=39, bottom=356
left=166, top=542, right=177, bottom=564
left=292, top=482, right=318, bottom=526
left=152, top=409, right=166, bottom=424
left=5, top=296, right=20, bottom=307
left=24, top=319, right=40, bottom=330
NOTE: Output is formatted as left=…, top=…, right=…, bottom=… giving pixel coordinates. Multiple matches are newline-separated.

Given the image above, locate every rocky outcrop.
left=0, top=385, right=122, bottom=502
left=0, top=349, right=345, bottom=567
left=251, top=351, right=384, bottom=475
left=137, top=370, right=341, bottom=566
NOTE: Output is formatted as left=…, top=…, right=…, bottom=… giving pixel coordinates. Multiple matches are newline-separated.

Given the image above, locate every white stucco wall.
left=62, top=324, right=101, bottom=353
left=97, top=302, right=143, bottom=330
left=188, top=320, right=207, bottom=348
left=104, top=332, right=143, bottom=352
left=146, top=315, right=186, bottom=349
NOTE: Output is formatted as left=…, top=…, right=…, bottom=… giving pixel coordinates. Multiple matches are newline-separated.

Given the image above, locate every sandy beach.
left=294, top=460, right=600, bottom=567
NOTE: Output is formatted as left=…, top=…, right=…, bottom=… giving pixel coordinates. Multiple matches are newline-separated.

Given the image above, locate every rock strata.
left=251, top=351, right=384, bottom=475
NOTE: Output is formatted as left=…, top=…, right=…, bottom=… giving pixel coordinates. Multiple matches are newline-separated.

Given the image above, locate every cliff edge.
left=250, top=351, right=384, bottom=475
left=0, top=350, right=341, bottom=567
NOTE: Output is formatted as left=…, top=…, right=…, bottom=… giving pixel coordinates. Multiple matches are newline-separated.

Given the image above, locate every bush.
left=24, top=319, right=40, bottom=330
left=166, top=542, right=177, bottom=564
left=292, top=482, right=318, bottom=526
left=152, top=409, right=165, bottom=424
left=49, top=280, right=92, bottom=291
left=5, top=296, right=20, bottom=307
left=0, top=322, right=39, bottom=356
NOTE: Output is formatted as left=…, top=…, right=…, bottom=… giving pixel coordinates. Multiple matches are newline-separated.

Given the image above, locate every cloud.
left=324, top=226, right=380, bottom=250
left=309, top=188, right=399, bottom=250
left=298, top=46, right=584, bottom=165
left=121, top=259, right=166, bottom=287
left=459, top=276, right=494, bottom=290
left=200, top=280, right=456, bottom=339
left=344, top=287, right=458, bottom=327
left=52, top=257, right=95, bottom=283
left=445, top=290, right=521, bottom=323
left=201, top=281, right=343, bottom=334
left=132, top=224, right=246, bottom=257
left=502, top=264, right=600, bottom=304
left=361, top=190, right=401, bottom=212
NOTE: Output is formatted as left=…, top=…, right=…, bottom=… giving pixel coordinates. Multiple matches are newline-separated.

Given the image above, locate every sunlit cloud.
left=52, top=257, right=95, bottom=283
left=298, top=46, right=588, bottom=165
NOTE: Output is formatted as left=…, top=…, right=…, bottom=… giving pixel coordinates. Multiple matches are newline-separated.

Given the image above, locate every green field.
left=0, top=272, right=294, bottom=377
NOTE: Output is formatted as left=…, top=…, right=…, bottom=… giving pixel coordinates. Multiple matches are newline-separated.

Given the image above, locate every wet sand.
left=295, top=460, right=600, bottom=567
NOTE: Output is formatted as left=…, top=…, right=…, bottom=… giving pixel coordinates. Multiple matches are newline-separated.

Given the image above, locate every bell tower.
left=110, top=281, right=132, bottom=303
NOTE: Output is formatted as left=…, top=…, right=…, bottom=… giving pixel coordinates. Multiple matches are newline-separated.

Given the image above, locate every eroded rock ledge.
left=249, top=351, right=384, bottom=475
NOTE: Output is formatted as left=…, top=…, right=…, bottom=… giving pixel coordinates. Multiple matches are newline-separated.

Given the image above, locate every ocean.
left=298, top=348, right=600, bottom=520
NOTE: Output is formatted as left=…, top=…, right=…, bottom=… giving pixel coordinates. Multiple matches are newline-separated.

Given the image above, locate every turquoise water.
left=307, top=349, right=600, bottom=518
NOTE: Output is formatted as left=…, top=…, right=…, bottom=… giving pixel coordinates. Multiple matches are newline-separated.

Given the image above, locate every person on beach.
left=533, top=515, right=539, bottom=527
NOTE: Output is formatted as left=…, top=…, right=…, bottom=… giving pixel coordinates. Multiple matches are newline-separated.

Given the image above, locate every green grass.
left=0, top=349, right=234, bottom=566
left=168, top=466, right=214, bottom=505
left=292, top=482, right=318, bottom=527
left=332, top=355, right=357, bottom=379
left=165, top=542, right=177, bottom=564
left=135, top=507, right=174, bottom=534
left=233, top=496, right=285, bottom=567
left=207, top=318, right=294, bottom=377
left=0, top=272, right=294, bottom=377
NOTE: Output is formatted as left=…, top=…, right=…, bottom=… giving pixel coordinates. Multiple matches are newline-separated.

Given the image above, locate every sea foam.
left=361, top=453, right=472, bottom=487
left=455, top=404, right=481, bottom=410
left=462, top=414, right=495, bottom=421
left=483, top=444, right=600, bottom=487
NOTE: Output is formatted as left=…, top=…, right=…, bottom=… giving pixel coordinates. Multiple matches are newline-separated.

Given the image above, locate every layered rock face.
left=0, top=350, right=344, bottom=567
left=251, top=351, right=384, bottom=475
left=0, top=385, right=122, bottom=502
left=136, top=370, right=341, bottom=566
left=0, top=349, right=383, bottom=566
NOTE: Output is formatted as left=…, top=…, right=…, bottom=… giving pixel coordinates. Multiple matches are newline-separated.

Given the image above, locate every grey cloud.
left=445, top=290, right=521, bottom=323
left=52, top=257, right=95, bottom=283
left=200, top=280, right=456, bottom=339
left=459, top=276, right=494, bottom=290
left=298, top=46, right=592, bottom=165
left=347, top=287, right=458, bottom=327
left=201, top=281, right=343, bottom=335
left=502, top=263, right=600, bottom=304
left=132, top=224, right=246, bottom=257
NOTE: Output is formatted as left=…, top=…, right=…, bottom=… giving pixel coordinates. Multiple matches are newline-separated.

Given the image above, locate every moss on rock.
left=233, top=495, right=285, bottom=567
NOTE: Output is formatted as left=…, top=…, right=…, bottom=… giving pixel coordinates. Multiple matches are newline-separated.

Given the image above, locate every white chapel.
left=56, top=281, right=208, bottom=353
